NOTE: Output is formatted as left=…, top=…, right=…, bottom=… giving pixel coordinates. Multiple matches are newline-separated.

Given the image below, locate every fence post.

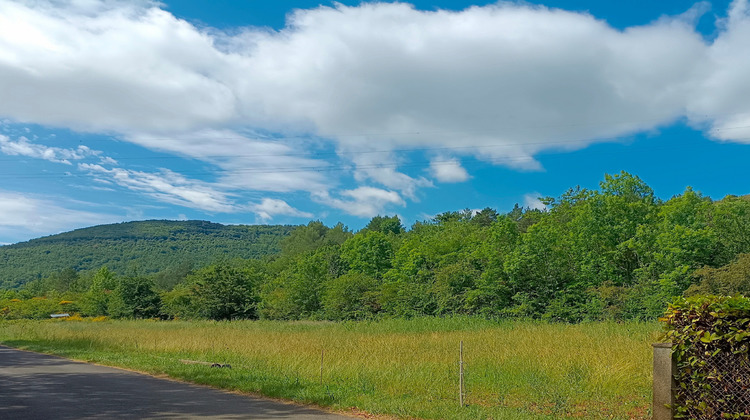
left=459, top=340, right=465, bottom=407
left=652, top=343, right=675, bottom=420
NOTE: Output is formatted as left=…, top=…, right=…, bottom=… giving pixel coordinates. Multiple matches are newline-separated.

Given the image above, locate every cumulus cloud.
left=0, top=190, right=119, bottom=242
left=251, top=198, right=313, bottom=222
left=430, top=158, right=470, bottom=183
left=0, top=1, right=710, bottom=145
left=235, top=2, right=706, bottom=164
left=0, top=134, right=103, bottom=164
left=523, top=192, right=547, bottom=211
left=0, top=0, right=235, bottom=133
left=2, top=0, right=750, bottom=216
left=687, top=0, right=750, bottom=142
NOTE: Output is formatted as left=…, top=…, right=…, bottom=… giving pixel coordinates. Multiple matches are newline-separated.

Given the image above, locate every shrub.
left=187, top=264, right=260, bottom=320
left=662, top=295, right=750, bottom=418
left=321, top=272, right=379, bottom=320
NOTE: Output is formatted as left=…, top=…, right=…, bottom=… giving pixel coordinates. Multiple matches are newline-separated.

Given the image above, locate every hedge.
left=662, top=295, right=750, bottom=419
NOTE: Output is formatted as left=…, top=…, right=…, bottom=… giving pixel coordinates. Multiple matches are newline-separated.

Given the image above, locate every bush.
left=321, top=272, right=379, bottom=320
left=662, top=295, right=750, bottom=418
left=187, top=264, right=260, bottom=320
left=108, top=276, right=161, bottom=319
left=0, top=295, right=71, bottom=320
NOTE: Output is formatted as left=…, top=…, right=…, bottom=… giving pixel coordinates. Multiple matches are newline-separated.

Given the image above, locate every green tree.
left=82, top=267, right=117, bottom=316
left=465, top=216, right=519, bottom=316
left=622, top=188, right=717, bottom=319
left=363, top=215, right=405, bottom=235
left=260, top=247, right=342, bottom=320
left=686, top=253, right=750, bottom=296
left=24, top=268, right=79, bottom=296
left=341, top=231, right=394, bottom=278
left=188, top=264, right=260, bottom=320
left=321, top=272, right=379, bottom=320
left=108, top=276, right=161, bottom=319
left=160, top=283, right=194, bottom=319
left=280, top=221, right=338, bottom=257
left=471, top=207, right=500, bottom=227
left=712, top=195, right=750, bottom=263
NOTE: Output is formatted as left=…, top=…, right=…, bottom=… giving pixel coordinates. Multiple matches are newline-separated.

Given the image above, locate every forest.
left=2, top=171, right=749, bottom=322
left=0, top=220, right=294, bottom=289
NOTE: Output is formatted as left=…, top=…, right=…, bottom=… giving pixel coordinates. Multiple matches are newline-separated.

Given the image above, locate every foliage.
left=82, top=267, right=117, bottom=316
left=340, top=230, right=394, bottom=278
left=687, top=253, right=750, bottom=296
left=184, top=264, right=261, bottom=320
left=662, top=295, right=750, bottom=419
left=0, top=220, right=294, bottom=289
left=321, top=272, right=379, bottom=320
left=362, top=215, right=405, bottom=235
left=107, top=276, right=161, bottom=319
left=0, top=295, right=76, bottom=320
left=4, top=172, right=750, bottom=322
left=278, top=221, right=350, bottom=257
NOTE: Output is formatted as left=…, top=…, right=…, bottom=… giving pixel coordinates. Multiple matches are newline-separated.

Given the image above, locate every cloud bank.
left=2, top=0, right=750, bottom=218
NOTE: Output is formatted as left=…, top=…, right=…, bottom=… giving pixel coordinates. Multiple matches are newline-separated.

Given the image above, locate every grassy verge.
left=0, top=317, right=659, bottom=419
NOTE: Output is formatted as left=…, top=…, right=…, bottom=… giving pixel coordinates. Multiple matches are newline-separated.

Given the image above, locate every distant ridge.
left=0, top=220, right=296, bottom=289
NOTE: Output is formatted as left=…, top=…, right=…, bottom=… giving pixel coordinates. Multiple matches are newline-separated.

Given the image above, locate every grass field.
left=0, top=317, right=661, bottom=419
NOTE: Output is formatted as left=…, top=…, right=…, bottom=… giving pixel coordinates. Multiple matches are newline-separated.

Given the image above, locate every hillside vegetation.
left=3, top=171, right=750, bottom=322
left=0, top=220, right=295, bottom=289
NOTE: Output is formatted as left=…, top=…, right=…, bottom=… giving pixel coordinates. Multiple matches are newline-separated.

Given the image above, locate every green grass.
left=0, top=317, right=660, bottom=419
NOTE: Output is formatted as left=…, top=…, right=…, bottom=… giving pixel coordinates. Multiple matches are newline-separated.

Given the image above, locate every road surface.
left=0, top=345, right=354, bottom=419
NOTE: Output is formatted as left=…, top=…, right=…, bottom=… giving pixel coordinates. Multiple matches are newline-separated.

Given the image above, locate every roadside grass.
left=0, top=317, right=659, bottom=419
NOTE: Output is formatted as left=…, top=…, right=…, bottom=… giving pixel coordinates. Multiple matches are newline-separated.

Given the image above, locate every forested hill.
left=3, top=173, right=750, bottom=322
left=0, top=220, right=295, bottom=289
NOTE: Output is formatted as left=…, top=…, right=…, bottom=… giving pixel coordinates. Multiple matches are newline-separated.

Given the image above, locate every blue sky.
left=1, top=0, right=749, bottom=244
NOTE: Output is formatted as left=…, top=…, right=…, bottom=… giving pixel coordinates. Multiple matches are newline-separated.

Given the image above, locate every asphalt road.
left=0, top=346, right=354, bottom=420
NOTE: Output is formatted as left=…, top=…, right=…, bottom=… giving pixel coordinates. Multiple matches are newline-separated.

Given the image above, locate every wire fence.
left=676, top=350, right=750, bottom=419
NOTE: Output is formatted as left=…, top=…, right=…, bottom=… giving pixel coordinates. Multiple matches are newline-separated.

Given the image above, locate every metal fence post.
left=652, top=343, right=675, bottom=420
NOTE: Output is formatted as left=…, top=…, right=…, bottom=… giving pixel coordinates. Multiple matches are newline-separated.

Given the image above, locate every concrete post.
left=652, top=343, right=676, bottom=420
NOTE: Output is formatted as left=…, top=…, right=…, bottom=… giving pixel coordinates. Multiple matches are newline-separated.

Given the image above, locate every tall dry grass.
left=0, top=317, right=660, bottom=419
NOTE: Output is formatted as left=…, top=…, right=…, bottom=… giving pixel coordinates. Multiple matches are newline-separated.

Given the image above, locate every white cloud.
left=687, top=0, right=750, bottom=142
left=430, top=158, right=470, bottom=183
left=0, top=134, right=102, bottom=164
left=2, top=0, right=750, bottom=212
left=0, top=190, right=119, bottom=243
left=0, top=1, right=710, bottom=148
left=314, top=187, right=406, bottom=217
left=78, top=163, right=237, bottom=213
left=523, top=192, right=547, bottom=211
left=126, top=130, right=331, bottom=193
left=234, top=2, right=706, bottom=165
left=343, top=149, right=433, bottom=198
left=251, top=198, right=313, bottom=222
left=0, top=0, right=235, bottom=133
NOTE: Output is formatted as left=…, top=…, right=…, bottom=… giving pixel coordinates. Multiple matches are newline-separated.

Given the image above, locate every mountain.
left=0, top=220, right=296, bottom=289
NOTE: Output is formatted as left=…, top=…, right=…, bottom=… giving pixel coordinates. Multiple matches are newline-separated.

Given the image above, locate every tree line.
left=3, top=172, right=750, bottom=322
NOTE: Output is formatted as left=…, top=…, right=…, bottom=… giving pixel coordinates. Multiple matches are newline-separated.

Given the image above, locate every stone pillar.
left=652, top=343, right=675, bottom=420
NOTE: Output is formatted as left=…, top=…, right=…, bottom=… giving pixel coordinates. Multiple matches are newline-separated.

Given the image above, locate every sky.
left=1, top=0, right=749, bottom=244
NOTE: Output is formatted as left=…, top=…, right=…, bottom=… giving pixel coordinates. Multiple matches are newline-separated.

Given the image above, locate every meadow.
left=0, top=317, right=660, bottom=419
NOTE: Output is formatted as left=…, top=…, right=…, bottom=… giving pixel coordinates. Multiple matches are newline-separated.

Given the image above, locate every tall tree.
left=188, top=264, right=260, bottom=320
left=108, top=276, right=161, bottom=319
